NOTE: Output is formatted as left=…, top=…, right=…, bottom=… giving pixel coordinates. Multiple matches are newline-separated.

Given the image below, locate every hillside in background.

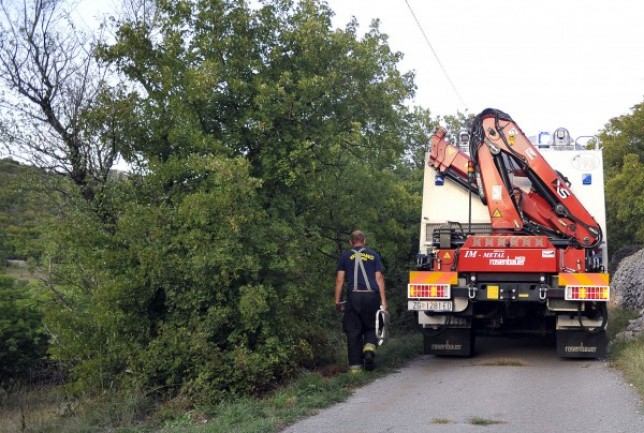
left=0, top=158, right=56, bottom=265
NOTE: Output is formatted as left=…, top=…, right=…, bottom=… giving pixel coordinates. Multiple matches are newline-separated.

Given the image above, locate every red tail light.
left=565, top=285, right=609, bottom=301
left=408, top=283, right=451, bottom=299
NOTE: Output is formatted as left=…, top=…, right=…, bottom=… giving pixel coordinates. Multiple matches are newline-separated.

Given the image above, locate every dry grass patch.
left=468, top=416, right=505, bottom=426
left=431, top=418, right=452, bottom=424
left=0, top=385, right=64, bottom=433
left=478, top=358, right=527, bottom=367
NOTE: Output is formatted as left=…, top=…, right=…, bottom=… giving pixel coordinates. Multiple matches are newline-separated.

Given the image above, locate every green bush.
left=0, top=275, right=48, bottom=381
left=43, top=156, right=335, bottom=400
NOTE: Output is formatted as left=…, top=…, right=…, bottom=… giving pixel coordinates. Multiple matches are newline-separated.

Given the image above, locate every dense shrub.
left=0, top=275, right=47, bottom=381
left=43, top=156, right=337, bottom=400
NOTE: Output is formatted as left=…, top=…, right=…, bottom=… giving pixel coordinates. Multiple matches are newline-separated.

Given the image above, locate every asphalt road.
left=282, top=337, right=644, bottom=433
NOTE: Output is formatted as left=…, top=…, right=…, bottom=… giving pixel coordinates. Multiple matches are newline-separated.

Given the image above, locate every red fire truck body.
left=409, top=109, right=609, bottom=358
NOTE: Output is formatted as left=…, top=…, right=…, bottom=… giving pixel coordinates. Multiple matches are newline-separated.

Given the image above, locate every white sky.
left=73, top=0, right=644, bottom=138
left=329, top=0, right=644, bottom=137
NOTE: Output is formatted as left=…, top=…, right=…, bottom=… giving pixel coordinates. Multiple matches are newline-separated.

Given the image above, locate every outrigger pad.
left=423, top=327, right=474, bottom=357
left=556, top=329, right=607, bottom=359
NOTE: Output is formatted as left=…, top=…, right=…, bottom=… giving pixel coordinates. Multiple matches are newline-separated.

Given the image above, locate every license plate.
left=407, top=300, right=453, bottom=312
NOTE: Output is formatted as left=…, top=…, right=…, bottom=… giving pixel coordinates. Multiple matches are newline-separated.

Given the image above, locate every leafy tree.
left=599, top=99, right=644, bottom=177
left=97, top=0, right=422, bottom=254
left=599, top=98, right=644, bottom=253
left=401, top=107, right=436, bottom=169
left=605, top=154, right=644, bottom=251
left=441, top=111, right=474, bottom=136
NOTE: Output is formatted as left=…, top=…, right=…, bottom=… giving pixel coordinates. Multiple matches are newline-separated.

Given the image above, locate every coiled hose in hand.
left=375, top=306, right=390, bottom=346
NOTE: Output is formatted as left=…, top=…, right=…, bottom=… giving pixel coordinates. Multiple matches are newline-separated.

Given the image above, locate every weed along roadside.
left=609, top=307, right=644, bottom=400
left=612, top=337, right=644, bottom=399
left=173, top=334, right=423, bottom=433
left=0, top=334, right=422, bottom=433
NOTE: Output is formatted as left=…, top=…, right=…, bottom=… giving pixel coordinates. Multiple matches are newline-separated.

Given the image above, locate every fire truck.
left=409, top=109, right=609, bottom=358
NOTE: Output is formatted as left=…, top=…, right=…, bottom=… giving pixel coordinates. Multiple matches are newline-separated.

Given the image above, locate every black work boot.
left=363, top=343, right=376, bottom=371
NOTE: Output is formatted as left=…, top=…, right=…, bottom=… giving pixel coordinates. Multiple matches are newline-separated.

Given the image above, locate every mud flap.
left=556, top=329, right=607, bottom=359
left=423, top=327, right=474, bottom=357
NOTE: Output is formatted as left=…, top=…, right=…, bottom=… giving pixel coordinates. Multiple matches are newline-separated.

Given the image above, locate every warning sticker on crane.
left=492, top=185, right=502, bottom=201
left=508, top=128, right=517, bottom=145
left=492, top=208, right=502, bottom=218
left=443, top=252, right=451, bottom=260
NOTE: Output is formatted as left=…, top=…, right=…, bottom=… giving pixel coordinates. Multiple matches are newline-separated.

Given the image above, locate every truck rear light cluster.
left=564, top=285, right=610, bottom=301
left=408, top=283, right=450, bottom=299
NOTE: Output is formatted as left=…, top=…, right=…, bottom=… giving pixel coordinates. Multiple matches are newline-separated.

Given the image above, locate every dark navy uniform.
left=337, top=247, right=384, bottom=367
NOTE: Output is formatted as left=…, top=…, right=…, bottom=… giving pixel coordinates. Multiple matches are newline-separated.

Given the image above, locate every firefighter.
left=335, top=230, right=388, bottom=372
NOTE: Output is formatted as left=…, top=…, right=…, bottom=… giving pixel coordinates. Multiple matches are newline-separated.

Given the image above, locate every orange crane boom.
left=429, top=109, right=602, bottom=248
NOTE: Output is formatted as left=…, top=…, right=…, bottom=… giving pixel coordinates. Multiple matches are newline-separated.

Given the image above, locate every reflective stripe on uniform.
left=352, top=248, right=373, bottom=292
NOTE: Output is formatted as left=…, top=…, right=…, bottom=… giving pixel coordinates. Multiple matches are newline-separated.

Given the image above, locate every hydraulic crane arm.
left=428, top=128, right=478, bottom=194
left=469, top=109, right=601, bottom=248
left=428, top=109, right=603, bottom=248
left=429, top=128, right=522, bottom=231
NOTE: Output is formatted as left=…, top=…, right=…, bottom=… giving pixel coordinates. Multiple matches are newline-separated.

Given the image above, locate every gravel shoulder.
left=283, top=337, right=644, bottom=433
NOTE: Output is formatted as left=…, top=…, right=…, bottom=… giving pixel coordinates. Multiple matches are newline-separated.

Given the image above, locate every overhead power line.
left=403, top=0, right=468, bottom=109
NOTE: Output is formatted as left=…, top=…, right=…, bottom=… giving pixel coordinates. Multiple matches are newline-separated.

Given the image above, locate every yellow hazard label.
left=487, top=285, right=499, bottom=300
left=443, top=252, right=451, bottom=260
left=492, top=208, right=502, bottom=218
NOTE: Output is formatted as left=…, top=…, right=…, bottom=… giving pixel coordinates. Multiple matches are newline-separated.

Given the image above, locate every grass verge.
left=1, top=333, right=422, bottom=433
left=0, top=385, right=153, bottom=433
left=609, top=306, right=644, bottom=400
left=158, top=333, right=422, bottom=433
left=607, top=305, right=638, bottom=341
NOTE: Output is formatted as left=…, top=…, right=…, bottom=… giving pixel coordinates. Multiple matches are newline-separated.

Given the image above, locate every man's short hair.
left=351, top=230, right=366, bottom=243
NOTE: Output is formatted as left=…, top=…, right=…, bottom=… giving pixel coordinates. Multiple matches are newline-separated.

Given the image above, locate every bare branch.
left=0, top=0, right=121, bottom=203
